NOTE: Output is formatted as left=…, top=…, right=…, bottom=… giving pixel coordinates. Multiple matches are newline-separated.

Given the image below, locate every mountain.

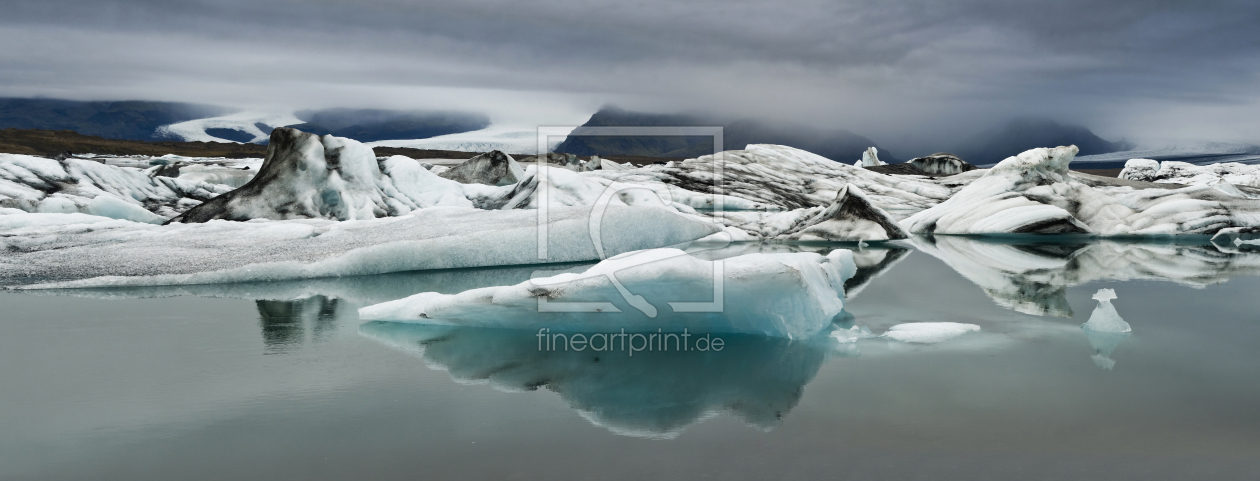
left=285, top=109, right=490, bottom=143
left=954, top=118, right=1131, bottom=166
left=554, top=107, right=896, bottom=162
left=0, top=98, right=228, bottom=141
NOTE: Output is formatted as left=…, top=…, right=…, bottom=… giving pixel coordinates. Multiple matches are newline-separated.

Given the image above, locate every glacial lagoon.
left=3, top=237, right=1260, bottom=480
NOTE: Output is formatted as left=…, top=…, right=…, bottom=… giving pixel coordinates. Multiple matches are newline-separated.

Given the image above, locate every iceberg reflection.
left=912, top=236, right=1260, bottom=317
left=358, top=321, right=836, bottom=438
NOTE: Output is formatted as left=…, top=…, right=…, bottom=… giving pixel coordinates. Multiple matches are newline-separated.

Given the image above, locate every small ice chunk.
left=86, top=194, right=167, bottom=224
left=1082, top=288, right=1130, bottom=333
left=881, top=322, right=980, bottom=344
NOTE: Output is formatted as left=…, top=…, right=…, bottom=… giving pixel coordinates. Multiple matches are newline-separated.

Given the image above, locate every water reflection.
left=359, top=321, right=837, bottom=439
left=257, top=296, right=342, bottom=353
left=912, top=236, right=1260, bottom=317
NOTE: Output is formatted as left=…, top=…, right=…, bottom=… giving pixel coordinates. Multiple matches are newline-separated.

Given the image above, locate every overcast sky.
left=2, top=0, right=1258, bottom=151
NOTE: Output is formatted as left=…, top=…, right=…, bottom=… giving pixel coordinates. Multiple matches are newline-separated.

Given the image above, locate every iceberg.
left=169, top=128, right=521, bottom=222
left=359, top=248, right=858, bottom=339
left=900, top=146, right=1260, bottom=236
left=881, top=322, right=981, bottom=344
left=1, top=153, right=233, bottom=219
left=854, top=146, right=886, bottom=168
left=588, top=144, right=952, bottom=218
left=3, top=205, right=720, bottom=289
left=437, top=150, right=525, bottom=186
left=908, top=153, right=976, bottom=176
left=1119, top=159, right=1260, bottom=189
left=1081, top=288, right=1131, bottom=370
left=777, top=185, right=909, bottom=241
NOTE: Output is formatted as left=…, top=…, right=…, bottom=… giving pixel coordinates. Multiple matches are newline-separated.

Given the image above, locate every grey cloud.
left=1, top=0, right=1259, bottom=151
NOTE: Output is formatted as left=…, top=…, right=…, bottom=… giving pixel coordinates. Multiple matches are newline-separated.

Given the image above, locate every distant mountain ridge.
left=953, top=118, right=1131, bottom=166
left=0, top=98, right=228, bottom=141
left=555, top=107, right=896, bottom=162
left=0, top=98, right=490, bottom=145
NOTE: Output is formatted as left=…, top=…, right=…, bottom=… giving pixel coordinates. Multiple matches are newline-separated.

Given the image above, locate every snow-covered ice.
left=1, top=153, right=233, bottom=219
left=776, top=185, right=908, bottom=241
left=359, top=248, right=858, bottom=339
left=2, top=205, right=720, bottom=289
left=1119, top=159, right=1260, bottom=190
left=587, top=144, right=953, bottom=219
left=901, top=145, right=1260, bottom=236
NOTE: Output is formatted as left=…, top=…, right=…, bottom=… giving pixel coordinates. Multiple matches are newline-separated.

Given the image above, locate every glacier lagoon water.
left=3, top=239, right=1260, bottom=480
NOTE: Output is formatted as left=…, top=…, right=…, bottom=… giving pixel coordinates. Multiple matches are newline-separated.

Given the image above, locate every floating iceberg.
left=1, top=153, right=233, bottom=219
left=588, top=144, right=952, bottom=219
left=776, top=185, right=909, bottom=241
left=908, top=153, right=976, bottom=176
left=170, top=128, right=516, bottom=222
left=1081, top=288, right=1131, bottom=370
left=3, top=205, right=720, bottom=289
left=854, top=146, right=886, bottom=168
left=437, top=150, right=525, bottom=186
left=360, top=248, right=858, bottom=339
left=880, top=322, right=981, bottom=344
left=900, top=146, right=1260, bottom=236
left=1119, top=159, right=1260, bottom=189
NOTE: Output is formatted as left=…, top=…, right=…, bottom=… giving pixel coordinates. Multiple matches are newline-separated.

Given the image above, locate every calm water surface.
left=3, top=239, right=1259, bottom=480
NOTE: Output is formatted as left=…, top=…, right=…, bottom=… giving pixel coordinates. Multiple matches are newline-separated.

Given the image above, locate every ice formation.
left=1081, top=289, right=1130, bottom=333
left=3, top=206, right=720, bottom=289
left=1081, top=288, right=1131, bottom=370
left=908, top=153, right=976, bottom=176
left=776, top=185, right=908, bottom=241
left=1119, top=159, right=1260, bottom=189
left=358, top=321, right=832, bottom=438
left=586, top=144, right=952, bottom=219
left=1, top=153, right=233, bottom=219
left=438, top=150, right=525, bottom=186
left=854, top=147, right=886, bottom=168
left=359, top=248, right=858, bottom=339
left=169, top=128, right=512, bottom=222
left=881, top=322, right=981, bottom=344
left=900, top=146, right=1260, bottom=236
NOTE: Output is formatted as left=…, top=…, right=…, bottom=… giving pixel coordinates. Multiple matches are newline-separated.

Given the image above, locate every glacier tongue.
left=359, top=248, right=858, bottom=339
